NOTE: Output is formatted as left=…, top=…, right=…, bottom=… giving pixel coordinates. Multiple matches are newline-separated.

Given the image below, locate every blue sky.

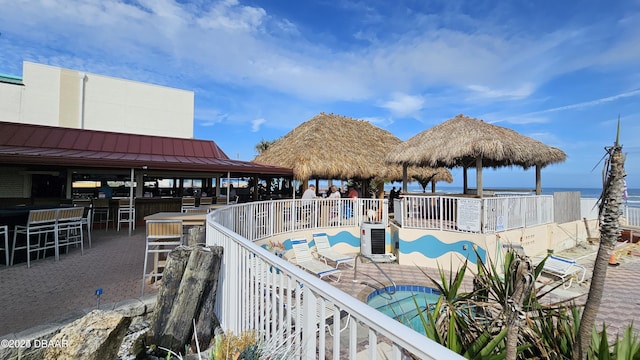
left=1, top=0, right=639, bottom=189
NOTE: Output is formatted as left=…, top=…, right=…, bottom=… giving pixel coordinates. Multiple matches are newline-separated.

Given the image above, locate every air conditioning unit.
left=360, top=222, right=396, bottom=262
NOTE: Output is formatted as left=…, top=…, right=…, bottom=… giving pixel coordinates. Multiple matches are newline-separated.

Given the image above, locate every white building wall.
left=0, top=61, right=194, bottom=138
left=19, top=62, right=63, bottom=127
left=82, top=71, right=194, bottom=138
left=0, top=80, right=24, bottom=122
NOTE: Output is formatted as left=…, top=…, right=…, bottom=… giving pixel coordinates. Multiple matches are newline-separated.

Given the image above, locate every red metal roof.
left=0, top=121, right=292, bottom=175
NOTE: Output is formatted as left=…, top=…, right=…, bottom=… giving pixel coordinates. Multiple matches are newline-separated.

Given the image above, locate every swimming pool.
left=367, top=285, right=441, bottom=335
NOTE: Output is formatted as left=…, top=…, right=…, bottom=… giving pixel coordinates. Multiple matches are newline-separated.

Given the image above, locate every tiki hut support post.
left=402, top=164, right=408, bottom=193
left=535, top=164, right=542, bottom=195
left=463, top=165, right=468, bottom=195
left=476, top=156, right=483, bottom=198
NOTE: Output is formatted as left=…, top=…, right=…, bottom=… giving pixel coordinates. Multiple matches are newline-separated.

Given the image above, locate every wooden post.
left=402, top=164, right=408, bottom=193
left=535, top=164, right=542, bottom=195
left=476, top=156, right=483, bottom=198
left=147, top=245, right=223, bottom=355
left=463, top=165, right=468, bottom=194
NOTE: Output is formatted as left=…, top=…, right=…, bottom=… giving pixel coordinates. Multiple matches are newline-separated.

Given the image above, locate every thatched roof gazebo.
left=386, top=114, right=567, bottom=196
left=253, top=112, right=452, bottom=194
left=384, top=166, right=453, bottom=193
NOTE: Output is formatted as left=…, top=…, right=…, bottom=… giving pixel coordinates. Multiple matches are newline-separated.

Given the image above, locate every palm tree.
left=412, top=174, right=436, bottom=193
left=504, top=256, right=535, bottom=360
left=574, top=119, right=626, bottom=360
left=255, top=139, right=275, bottom=155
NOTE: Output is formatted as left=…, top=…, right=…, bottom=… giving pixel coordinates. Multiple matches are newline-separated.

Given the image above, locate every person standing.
left=328, top=185, right=341, bottom=199
left=345, top=185, right=358, bottom=218
left=328, top=185, right=341, bottom=220
left=301, top=184, right=316, bottom=223
left=98, top=180, right=113, bottom=199
left=347, top=186, right=358, bottom=199
left=302, top=184, right=317, bottom=199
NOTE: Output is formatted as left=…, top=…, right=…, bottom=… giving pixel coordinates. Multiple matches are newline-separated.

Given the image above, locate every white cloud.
left=519, top=89, right=640, bottom=117
left=4, top=0, right=640, bottom=108
left=195, top=107, right=227, bottom=126
left=361, top=116, right=394, bottom=127
left=378, top=93, right=425, bottom=117
left=466, top=83, right=535, bottom=100
left=251, top=118, right=266, bottom=132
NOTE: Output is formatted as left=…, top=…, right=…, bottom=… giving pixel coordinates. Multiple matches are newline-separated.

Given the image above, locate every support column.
left=463, top=166, right=468, bottom=194
left=135, top=171, right=144, bottom=198
left=535, top=164, right=542, bottom=195
left=476, top=156, right=483, bottom=198
left=402, top=164, right=408, bottom=193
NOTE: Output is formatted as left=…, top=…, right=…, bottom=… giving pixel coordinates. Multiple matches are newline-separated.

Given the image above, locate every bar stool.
left=142, top=220, right=183, bottom=295
left=199, top=196, right=213, bottom=206
left=92, top=198, right=110, bottom=231
left=117, top=198, right=136, bottom=231
left=73, top=199, right=92, bottom=247
left=56, top=207, right=84, bottom=256
left=12, top=209, right=58, bottom=268
left=0, top=225, right=9, bottom=266
left=181, top=197, right=196, bottom=212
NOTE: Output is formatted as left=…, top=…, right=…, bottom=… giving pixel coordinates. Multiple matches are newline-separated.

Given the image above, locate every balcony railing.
left=393, top=195, right=554, bottom=233
left=207, top=199, right=464, bottom=359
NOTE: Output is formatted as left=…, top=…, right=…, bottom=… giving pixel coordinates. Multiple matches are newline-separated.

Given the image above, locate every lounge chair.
left=541, top=255, right=587, bottom=289
left=248, top=255, right=347, bottom=336
left=248, top=255, right=301, bottom=292
left=290, top=239, right=341, bottom=282
left=312, top=233, right=355, bottom=269
left=290, top=298, right=350, bottom=336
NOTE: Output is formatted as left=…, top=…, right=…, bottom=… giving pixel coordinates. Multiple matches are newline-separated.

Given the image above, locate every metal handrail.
left=353, top=254, right=397, bottom=295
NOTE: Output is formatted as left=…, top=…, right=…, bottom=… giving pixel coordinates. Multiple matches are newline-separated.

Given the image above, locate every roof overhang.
left=0, top=122, right=293, bottom=177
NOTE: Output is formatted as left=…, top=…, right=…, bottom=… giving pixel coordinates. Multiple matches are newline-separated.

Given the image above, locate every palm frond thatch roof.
left=385, top=166, right=453, bottom=184
left=253, top=112, right=452, bottom=182
left=386, top=114, right=567, bottom=169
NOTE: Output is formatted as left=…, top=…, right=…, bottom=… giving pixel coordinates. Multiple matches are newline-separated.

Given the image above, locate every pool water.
left=367, top=285, right=441, bottom=334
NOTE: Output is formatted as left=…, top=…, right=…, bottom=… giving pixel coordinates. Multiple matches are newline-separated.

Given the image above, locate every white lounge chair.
left=290, top=239, right=341, bottom=282
left=290, top=298, right=350, bottom=336
left=541, top=255, right=587, bottom=289
left=312, top=233, right=355, bottom=269
left=248, top=255, right=301, bottom=292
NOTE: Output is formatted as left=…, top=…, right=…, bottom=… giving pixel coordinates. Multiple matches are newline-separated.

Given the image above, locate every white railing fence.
left=207, top=201, right=463, bottom=360
left=214, top=198, right=387, bottom=241
left=582, top=198, right=640, bottom=228
left=483, top=195, right=554, bottom=233
left=394, top=195, right=554, bottom=233
left=623, top=206, right=640, bottom=228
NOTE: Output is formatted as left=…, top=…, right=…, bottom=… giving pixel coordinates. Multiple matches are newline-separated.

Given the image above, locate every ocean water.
left=382, top=184, right=640, bottom=209
left=313, top=180, right=639, bottom=208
